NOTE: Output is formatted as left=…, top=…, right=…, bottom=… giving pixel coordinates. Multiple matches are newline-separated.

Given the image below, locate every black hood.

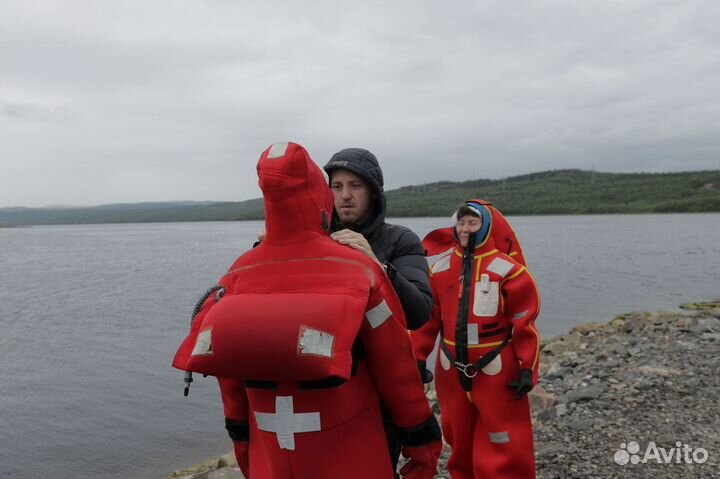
left=323, top=148, right=387, bottom=234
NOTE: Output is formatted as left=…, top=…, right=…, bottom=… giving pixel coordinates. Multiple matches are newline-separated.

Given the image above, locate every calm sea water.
left=1, top=214, right=718, bottom=479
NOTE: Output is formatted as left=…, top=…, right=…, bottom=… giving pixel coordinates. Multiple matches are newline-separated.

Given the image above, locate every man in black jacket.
left=324, top=147, right=434, bottom=475
left=323, top=147, right=433, bottom=330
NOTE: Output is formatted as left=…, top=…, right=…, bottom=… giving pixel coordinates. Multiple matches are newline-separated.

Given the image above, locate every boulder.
left=529, top=385, right=555, bottom=414
left=561, top=384, right=606, bottom=404
left=207, top=468, right=244, bottom=479
left=569, top=322, right=606, bottom=336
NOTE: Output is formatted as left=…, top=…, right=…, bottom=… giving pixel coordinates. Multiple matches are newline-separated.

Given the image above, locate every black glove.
left=418, top=361, right=434, bottom=384
left=506, top=368, right=534, bottom=399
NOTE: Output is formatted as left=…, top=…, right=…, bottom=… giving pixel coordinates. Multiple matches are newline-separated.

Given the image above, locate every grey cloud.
left=1, top=0, right=719, bottom=207
left=0, top=100, right=73, bottom=122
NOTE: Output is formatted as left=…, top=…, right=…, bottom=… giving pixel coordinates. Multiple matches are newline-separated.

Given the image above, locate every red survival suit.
left=173, top=142, right=441, bottom=479
left=412, top=200, right=541, bottom=479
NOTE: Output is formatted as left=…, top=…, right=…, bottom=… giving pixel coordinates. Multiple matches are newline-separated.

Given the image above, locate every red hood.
left=257, top=142, right=334, bottom=243
left=423, top=199, right=527, bottom=266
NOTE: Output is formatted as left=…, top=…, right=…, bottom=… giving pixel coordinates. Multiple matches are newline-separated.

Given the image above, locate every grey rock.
left=547, top=362, right=571, bottom=379
left=537, top=407, right=557, bottom=422
left=617, top=371, right=642, bottom=383
left=607, top=343, right=627, bottom=357
left=685, top=377, right=701, bottom=388
left=207, top=468, right=244, bottom=479
left=691, top=318, right=718, bottom=334
left=565, top=419, right=594, bottom=431
left=561, top=352, right=579, bottom=366
left=605, top=359, right=620, bottom=368
left=623, top=386, right=640, bottom=397
left=562, top=384, right=606, bottom=403
left=633, top=378, right=654, bottom=390
left=637, top=365, right=680, bottom=377
left=676, top=340, right=698, bottom=350
left=537, top=443, right=565, bottom=456
left=217, top=452, right=237, bottom=468
left=623, top=315, right=642, bottom=333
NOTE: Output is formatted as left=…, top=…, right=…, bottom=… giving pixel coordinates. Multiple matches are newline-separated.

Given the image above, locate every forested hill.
left=386, top=169, right=720, bottom=216
left=1, top=169, right=718, bottom=226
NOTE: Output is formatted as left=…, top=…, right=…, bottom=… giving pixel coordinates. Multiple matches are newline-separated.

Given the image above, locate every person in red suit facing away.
left=412, top=200, right=541, bottom=479
left=173, top=142, right=441, bottom=479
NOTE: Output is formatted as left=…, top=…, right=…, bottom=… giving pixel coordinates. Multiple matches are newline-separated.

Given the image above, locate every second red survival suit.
left=412, top=200, right=541, bottom=479
left=173, top=142, right=441, bottom=479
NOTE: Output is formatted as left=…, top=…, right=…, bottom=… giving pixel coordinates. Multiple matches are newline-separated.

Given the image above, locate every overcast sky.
left=1, top=0, right=719, bottom=207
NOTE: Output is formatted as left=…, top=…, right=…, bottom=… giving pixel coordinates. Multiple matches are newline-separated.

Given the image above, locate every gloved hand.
left=418, top=361, right=434, bottom=384
left=399, top=440, right=442, bottom=479
left=506, top=368, right=534, bottom=399
left=233, top=441, right=250, bottom=478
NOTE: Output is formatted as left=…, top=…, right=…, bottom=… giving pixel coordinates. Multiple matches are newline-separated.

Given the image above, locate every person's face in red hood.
left=456, top=213, right=482, bottom=248
left=330, top=169, right=373, bottom=227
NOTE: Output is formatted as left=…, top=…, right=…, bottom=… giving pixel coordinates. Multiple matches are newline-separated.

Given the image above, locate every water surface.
left=0, top=214, right=717, bottom=478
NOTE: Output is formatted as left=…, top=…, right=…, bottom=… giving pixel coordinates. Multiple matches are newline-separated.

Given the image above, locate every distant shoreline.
left=2, top=169, right=718, bottom=226
left=1, top=210, right=719, bottom=229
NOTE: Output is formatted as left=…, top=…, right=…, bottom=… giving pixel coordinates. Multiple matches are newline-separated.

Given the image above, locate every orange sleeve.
left=502, top=267, right=541, bottom=383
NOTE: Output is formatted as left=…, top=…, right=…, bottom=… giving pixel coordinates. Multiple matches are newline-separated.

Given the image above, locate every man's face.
left=330, top=169, right=373, bottom=226
left=455, top=214, right=482, bottom=248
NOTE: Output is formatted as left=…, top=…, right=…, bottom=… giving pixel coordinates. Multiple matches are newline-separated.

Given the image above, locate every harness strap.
left=440, top=329, right=511, bottom=382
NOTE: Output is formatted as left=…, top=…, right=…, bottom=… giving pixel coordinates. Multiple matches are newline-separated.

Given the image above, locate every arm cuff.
left=397, top=415, right=442, bottom=446
left=225, top=418, right=250, bottom=442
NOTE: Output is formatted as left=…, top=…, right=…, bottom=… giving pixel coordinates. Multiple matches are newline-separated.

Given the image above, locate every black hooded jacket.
left=324, top=148, right=433, bottom=330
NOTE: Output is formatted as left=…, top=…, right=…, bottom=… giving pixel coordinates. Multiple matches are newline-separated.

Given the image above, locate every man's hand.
left=253, top=229, right=266, bottom=248
left=506, top=368, right=534, bottom=400
left=400, top=441, right=442, bottom=479
left=330, top=229, right=381, bottom=266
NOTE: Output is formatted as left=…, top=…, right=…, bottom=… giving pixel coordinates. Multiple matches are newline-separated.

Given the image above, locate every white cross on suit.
left=254, top=396, right=322, bottom=450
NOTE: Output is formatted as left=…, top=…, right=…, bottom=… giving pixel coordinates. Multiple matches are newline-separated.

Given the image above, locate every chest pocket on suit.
left=473, top=281, right=499, bottom=317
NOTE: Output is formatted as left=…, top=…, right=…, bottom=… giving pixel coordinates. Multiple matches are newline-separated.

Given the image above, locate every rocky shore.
left=167, top=301, right=720, bottom=479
